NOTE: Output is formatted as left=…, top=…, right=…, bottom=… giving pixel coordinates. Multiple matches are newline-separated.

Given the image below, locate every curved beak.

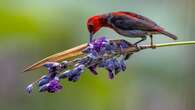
left=89, top=33, right=93, bottom=43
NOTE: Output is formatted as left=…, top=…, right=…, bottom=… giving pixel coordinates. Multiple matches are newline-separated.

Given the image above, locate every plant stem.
left=24, top=40, right=195, bottom=72
left=143, top=41, right=195, bottom=48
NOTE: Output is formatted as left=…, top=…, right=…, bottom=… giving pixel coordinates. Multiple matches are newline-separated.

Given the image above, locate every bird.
left=87, top=11, right=178, bottom=47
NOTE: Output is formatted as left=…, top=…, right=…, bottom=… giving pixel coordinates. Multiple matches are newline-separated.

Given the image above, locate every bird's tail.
left=159, top=30, right=178, bottom=40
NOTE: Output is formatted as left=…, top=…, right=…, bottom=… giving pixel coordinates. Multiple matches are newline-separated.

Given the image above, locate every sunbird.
left=87, top=11, right=177, bottom=46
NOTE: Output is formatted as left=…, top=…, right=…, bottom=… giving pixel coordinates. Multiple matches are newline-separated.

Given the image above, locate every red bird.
left=87, top=11, right=177, bottom=46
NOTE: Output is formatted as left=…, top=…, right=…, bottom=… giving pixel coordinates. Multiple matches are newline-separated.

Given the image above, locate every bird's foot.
left=133, top=43, right=141, bottom=51
left=133, top=42, right=139, bottom=47
left=150, top=43, right=156, bottom=49
left=149, top=35, right=156, bottom=49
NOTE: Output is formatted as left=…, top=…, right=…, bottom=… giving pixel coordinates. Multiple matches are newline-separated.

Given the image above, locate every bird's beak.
left=89, top=33, right=93, bottom=43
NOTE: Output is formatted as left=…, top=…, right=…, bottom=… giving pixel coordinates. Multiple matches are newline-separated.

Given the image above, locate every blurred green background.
left=0, top=0, right=195, bottom=110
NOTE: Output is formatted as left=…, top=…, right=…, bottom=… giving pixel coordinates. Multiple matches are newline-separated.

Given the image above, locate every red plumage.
left=87, top=11, right=177, bottom=45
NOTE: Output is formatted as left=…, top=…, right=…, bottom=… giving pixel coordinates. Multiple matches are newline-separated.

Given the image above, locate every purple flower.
left=68, top=65, right=84, bottom=82
left=113, top=60, right=121, bottom=74
left=97, top=58, right=117, bottom=79
left=97, top=58, right=127, bottom=79
left=60, top=61, right=68, bottom=69
left=43, top=62, right=61, bottom=69
left=106, top=59, right=116, bottom=79
left=47, top=79, right=62, bottom=93
left=39, top=78, right=62, bottom=93
left=59, top=64, right=85, bottom=82
left=104, top=43, right=116, bottom=52
left=25, top=37, right=131, bottom=94
left=59, top=70, right=71, bottom=79
left=39, top=84, right=49, bottom=92
left=26, top=83, right=33, bottom=94
left=107, top=68, right=114, bottom=79
left=68, top=73, right=81, bottom=82
left=88, top=65, right=98, bottom=75
left=76, top=64, right=85, bottom=71
left=38, top=75, right=50, bottom=86
left=43, top=62, right=62, bottom=75
left=120, top=59, right=126, bottom=71
left=118, top=39, right=132, bottom=49
left=90, top=37, right=108, bottom=52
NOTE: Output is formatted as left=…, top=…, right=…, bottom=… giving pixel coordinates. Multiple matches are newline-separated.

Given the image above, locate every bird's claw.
left=151, top=45, right=156, bottom=49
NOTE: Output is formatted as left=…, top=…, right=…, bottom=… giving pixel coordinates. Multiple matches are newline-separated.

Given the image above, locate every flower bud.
left=47, top=79, right=62, bottom=93
left=38, top=75, right=50, bottom=87
left=59, top=70, right=71, bottom=79
left=67, top=64, right=85, bottom=82
left=60, top=61, right=68, bottom=70
left=43, top=62, right=60, bottom=68
left=120, top=59, right=126, bottom=71
left=39, top=84, right=49, bottom=92
left=107, top=69, right=114, bottom=79
left=88, top=65, right=98, bottom=75
left=26, top=83, right=33, bottom=94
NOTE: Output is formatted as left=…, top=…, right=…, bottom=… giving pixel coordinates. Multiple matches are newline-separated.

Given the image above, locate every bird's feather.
left=110, top=11, right=163, bottom=31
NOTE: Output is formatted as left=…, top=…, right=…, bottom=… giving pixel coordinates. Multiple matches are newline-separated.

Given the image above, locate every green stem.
left=155, top=41, right=195, bottom=48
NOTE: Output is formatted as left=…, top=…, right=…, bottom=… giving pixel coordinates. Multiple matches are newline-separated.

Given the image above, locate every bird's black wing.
left=110, top=12, right=161, bottom=31
left=120, top=11, right=158, bottom=26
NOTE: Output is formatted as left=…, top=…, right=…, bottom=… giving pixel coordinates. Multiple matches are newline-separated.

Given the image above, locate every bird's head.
left=87, top=15, right=106, bottom=42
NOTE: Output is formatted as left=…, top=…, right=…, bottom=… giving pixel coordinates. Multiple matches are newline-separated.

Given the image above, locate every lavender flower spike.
left=25, top=37, right=134, bottom=94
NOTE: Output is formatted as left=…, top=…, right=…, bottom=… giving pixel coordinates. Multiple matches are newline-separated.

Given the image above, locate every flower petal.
left=107, top=69, right=114, bottom=79
left=120, top=59, right=126, bottom=71
left=88, top=65, right=98, bottom=75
